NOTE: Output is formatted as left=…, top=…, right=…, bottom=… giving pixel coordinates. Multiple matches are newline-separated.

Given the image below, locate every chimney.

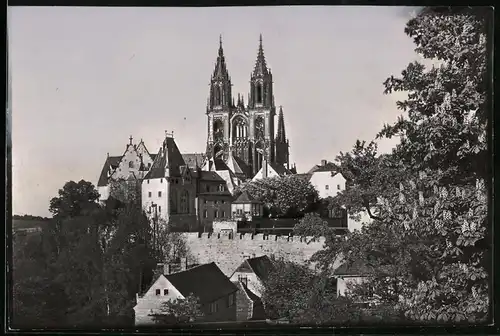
left=181, top=257, right=188, bottom=271
left=154, top=263, right=165, bottom=278
left=321, top=159, right=327, bottom=166
left=164, top=263, right=172, bottom=275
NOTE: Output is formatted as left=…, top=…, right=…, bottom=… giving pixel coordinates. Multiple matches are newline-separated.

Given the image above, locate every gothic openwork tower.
left=206, top=35, right=290, bottom=177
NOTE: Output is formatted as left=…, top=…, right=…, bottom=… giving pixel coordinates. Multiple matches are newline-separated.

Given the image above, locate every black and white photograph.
left=8, top=5, right=492, bottom=330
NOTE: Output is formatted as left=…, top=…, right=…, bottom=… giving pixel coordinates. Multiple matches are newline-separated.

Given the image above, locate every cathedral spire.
left=213, top=35, right=229, bottom=80
left=276, top=106, right=286, bottom=142
left=252, top=34, right=269, bottom=77
left=208, top=35, right=232, bottom=110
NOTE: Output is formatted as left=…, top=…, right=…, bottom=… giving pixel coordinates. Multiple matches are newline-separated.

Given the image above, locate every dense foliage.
left=261, top=259, right=359, bottom=325
left=304, top=7, right=490, bottom=324
left=152, top=294, right=204, bottom=325
left=12, top=180, right=158, bottom=328
left=235, top=175, right=319, bottom=218
left=278, top=7, right=491, bottom=325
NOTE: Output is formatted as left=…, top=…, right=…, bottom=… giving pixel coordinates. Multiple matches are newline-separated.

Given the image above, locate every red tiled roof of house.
left=246, top=256, right=275, bottom=282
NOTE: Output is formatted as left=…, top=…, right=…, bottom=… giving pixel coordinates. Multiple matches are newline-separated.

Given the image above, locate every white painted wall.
left=134, top=274, right=184, bottom=326
left=229, top=272, right=263, bottom=297
left=252, top=164, right=280, bottom=181
left=309, top=171, right=346, bottom=199
left=111, top=144, right=143, bottom=180
left=98, top=186, right=110, bottom=202
left=142, top=177, right=169, bottom=223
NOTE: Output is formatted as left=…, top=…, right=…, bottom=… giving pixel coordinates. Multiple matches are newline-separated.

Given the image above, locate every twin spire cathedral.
left=205, top=35, right=291, bottom=178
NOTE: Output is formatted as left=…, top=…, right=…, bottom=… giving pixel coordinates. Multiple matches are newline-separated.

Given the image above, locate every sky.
left=10, top=6, right=425, bottom=217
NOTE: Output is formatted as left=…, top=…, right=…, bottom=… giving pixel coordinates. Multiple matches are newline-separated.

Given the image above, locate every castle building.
left=97, top=35, right=296, bottom=231
left=205, top=35, right=291, bottom=178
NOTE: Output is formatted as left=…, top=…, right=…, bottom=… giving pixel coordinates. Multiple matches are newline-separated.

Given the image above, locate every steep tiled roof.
left=199, top=171, right=225, bottom=182
left=166, top=262, right=238, bottom=304
left=182, top=153, right=205, bottom=169
left=233, top=191, right=262, bottom=204
left=308, top=162, right=339, bottom=174
left=246, top=256, right=275, bottom=282
left=295, top=173, right=312, bottom=181
left=97, top=156, right=122, bottom=187
left=144, top=137, right=186, bottom=179
left=226, top=154, right=252, bottom=177
left=269, top=162, right=292, bottom=176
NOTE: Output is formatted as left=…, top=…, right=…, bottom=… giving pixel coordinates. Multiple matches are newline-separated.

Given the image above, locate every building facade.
left=205, top=35, right=291, bottom=178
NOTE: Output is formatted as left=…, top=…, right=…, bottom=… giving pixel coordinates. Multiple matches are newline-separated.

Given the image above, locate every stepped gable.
left=97, top=155, right=122, bottom=187
left=166, top=262, right=238, bottom=304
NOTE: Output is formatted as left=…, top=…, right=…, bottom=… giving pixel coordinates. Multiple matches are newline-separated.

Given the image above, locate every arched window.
left=180, top=190, right=189, bottom=214
left=232, top=118, right=247, bottom=141
left=129, top=161, right=134, bottom=168
left=213, top=119, right=224, bottom=142
left=215, top=85, right=222, bottom=106
left=256, top=82, right=262, bottom=104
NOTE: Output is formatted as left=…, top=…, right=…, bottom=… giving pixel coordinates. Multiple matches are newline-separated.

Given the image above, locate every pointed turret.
left=276, top=106, right=286, bottom=143
left=208, top=35, right=232, bottom=110
left=275, top=106, right=290, bottom=169
left=252, top=34, right=269, bottom=77
left=213, top=35, right=229, bottom=80
left=249, top=35, right=273, bottom=108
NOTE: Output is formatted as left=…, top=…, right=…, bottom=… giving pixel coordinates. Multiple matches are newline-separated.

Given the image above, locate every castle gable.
left=110, top=143, right=143, bottom=181
left=97, top=155, right=122, bottom=187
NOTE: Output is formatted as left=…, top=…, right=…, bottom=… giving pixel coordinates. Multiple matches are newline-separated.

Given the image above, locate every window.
left=228, top=293, right=234, bottom=307
left=160, top=178, right=163, bottom=183
left=206, top=185, right=210, bottom=192
left=256, top=82, right=262, bottom=104
left=129, top=161, right=134, bottom=168
left=180, top=190, right=189, bottom=213
left=222, top=211, right=225, bottom=218
left=214, top=210, right=219, bottom=218
left=155, top=289, right=161, bottom=296
left=147, top=180, right=150, bottom=184
left=337, top=184, right=341, bottom=190
left=214, top=200, right=218, bottom=205
left=159, top=206, right=162, bottom=213
left=158, top=191, right=162, bottom=197
left=203, top=210, right=208, bottom=218
left=210, top=302, right=218, bottom=314
left=148, top=163, right=152, bottom=169
left=164, top=289, right=168, bottom=295
left=325, top=185, right=329, bottom=190
left=148, top=192, right=152, bottom=198
left=222, top=200, right=225, bottom=204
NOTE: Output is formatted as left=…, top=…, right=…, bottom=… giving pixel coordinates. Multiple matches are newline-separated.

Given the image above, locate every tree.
left=109, top=176, right=142, bottom=205
left=379, top=7, right=490, bottom=185
left=235, top=175, right=319, bottom=218
left=151, top=294, right=204, bottom=325
left=304, top=7, right=490, bottom=324
left=156, top=222, right=195, bottom=264
left=261, top=259, right=359, bottom=325
left=49, top=180, right=100, bottom=218
left=293, top=212, right=331, bottom=238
